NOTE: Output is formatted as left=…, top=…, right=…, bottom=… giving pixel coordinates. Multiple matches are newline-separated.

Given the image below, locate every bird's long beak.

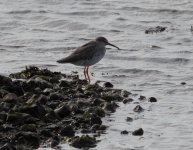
left=107, top=42, right=120, bottom=50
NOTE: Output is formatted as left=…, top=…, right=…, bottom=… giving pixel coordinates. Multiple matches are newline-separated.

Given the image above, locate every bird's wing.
left=57, top=41, right=96, bottom=63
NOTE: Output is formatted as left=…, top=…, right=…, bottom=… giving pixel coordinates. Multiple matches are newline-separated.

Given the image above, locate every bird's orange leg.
left=84, top=66, right=87, bottom=80
left=86, top=66, right=90, bottom=84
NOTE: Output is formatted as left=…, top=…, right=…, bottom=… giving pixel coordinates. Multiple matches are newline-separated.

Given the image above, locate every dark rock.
left=50, top=135, right=60, bottom=148
left=40, top=129, right=53, bottom=137
left=132, top=128, right=144, bottom=136
left=139, top=95, right=146, bottom=100
left=0, top=112, right=7, bottom=122
left=81, top=129, right=92, bottom=134
left=91, top=98, right=104, bottom=106
left=181, top=82, right=186, bottom=85
left=27, top=94, right=48, bottom=105
left=101, top=93, right=123, bottom=102
left=123, top=98, right=133, bottom=104
left=145, top=26, right=167, bottom=34
left=20, top=124, right=37, bottom=132
left=100, top=125, right=107, bottom=130
left=126, top=117, right=133, bottom=122
left=77, top=99, right=90, bottom=108
left=91, top=124, right=100, bottom=131
left=103, top=102, right=118, bottom=113
left=0, top=143, right=16, bottom=150
left=103, top=82, right=113, bottom=88
left=54, top=104, right=71, bottom=118
left=0, top=102, right=12, bottom=111
left=20, top=103, right=46, bottom=119
left=121, top=130, right=128, bottom=135
left=133, top=105, right=144, bottom=113
left=6, top=112, right=31, bottom=125
left=3, top=93, right=18, bottom=104
left=121, top=90, right=131, bottom=97
left=0, top=89, right=9, bottom=98
left=27, top=77, right=52, bottom=90
left=45, top=111, right=59, bottom=122
left=70, top=135, right=96, bottom=148
left=43, top=88, right=53, bottom=96
left=93, top=107, right=105, bottom=117
left=50, top=93, right=61, bottom=101
left=90, top=114, right=102, bottom=125
left=148, top=97, right=157, bottom=102
left=51, top=139, right=59, bottom=148
left=0, top=75, right=12, bottom=86
left=59, top=125, right=75, bottom=137
left=59, top=80, right=71, bottom=88
left=15, top=131, right=40, bottom=149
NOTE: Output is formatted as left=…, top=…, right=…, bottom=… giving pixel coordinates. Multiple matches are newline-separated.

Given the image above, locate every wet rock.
left=59, top=125, right=75, bottom=137
left=54, top=104, right=71, bottom=118
left=123, top=98, right=133, bottom=104
left=59, top=80, right=71, bottom=88
left=126, top=117, right=133, bottom=122
left=50, top=135, right=60, bottom=148
left=27, top=77, right=52, bottom=90
left=132, top=128, right=144, bottom=136
left=103, top=82, right=113, bottom=88
left=6, top=112, right=31, bottom=125
left=9, top=66, right=61, bottom=79
left=43, top=88, right=53, bottom=96
left=20, top=124, right=37, bottom=132
left=51, top=139, right=60, bottom=148
left=27, top=94, right=48, bottom=105
left=148, top=97, right=157, bottom=102
left=145, top=26, right=167, bottom=34
left=0, top=143, right=16, bottom=150
left=0, top=75, right=12, bottom=86
left=121, top=130, right=129, bottom=135
left=45, top=111, right=59, bottom=122
left=101, top=93, right=123, bottom=102
left=99, top=125, right=107, bottom=130
left=70, top=135, right=96, bottom=148
left=15, top=131, right=40, bottom=149
left=0, top=112, right=7, bottom=122
left=139, top=95, right=146, bottom=101
left=0, top=102, right=12, bottom=111
left=40, top=129, right=53, bottom=137
left=20, top=103, right=46, bottom=119
left=90, top=114, right=102, bottom=125
left=93, top=107, right=105, bottom=117
left=121, top=90, right=131, bottom=97
left=91, top=98, right=104, bottom=106
left=91, top=124, right=100, bottom=131
left=0, top=89, right=9, bottom=98
left=3, top=93, right=18, bottom=104
left=77, top=99, right=90, bottom=108
left=103, top=102, right=118, bottom=113
left=181, top=82, right=186, bottom=85
left=49, top=93, right=63, bottom=101
left=133, top=105, right=144, bottom=113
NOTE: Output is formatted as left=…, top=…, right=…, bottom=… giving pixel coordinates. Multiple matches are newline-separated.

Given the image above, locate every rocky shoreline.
left=0, top=66, right=156, bottom=149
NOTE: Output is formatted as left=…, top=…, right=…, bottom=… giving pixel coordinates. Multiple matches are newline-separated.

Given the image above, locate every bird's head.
left=96, top=37, right=120, bottom=50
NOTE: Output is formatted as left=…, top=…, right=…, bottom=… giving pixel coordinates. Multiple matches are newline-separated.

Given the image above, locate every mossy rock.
left=70, top=135, right=96, bottom=148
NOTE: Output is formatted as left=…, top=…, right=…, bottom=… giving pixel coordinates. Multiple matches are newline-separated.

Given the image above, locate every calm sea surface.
left=1, top=0, right=193, bottom=149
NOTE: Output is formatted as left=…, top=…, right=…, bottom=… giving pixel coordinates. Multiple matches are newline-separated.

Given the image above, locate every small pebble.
left=126, top=117, right=133, bottom=122
left=103, top=82, right=113, bottom=88
left=132, top=128, right=144, bottom=136
left=133, top=105, right=144, bottom=113
left=181, top=82, right=186, bottom=85
left=121, top=130, right=129, bottom=135
left=148, top=97, right=157, bottom=102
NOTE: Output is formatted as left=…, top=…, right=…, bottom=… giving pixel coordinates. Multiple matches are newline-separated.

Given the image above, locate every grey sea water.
left=1, top=0, right=193, bottom=149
